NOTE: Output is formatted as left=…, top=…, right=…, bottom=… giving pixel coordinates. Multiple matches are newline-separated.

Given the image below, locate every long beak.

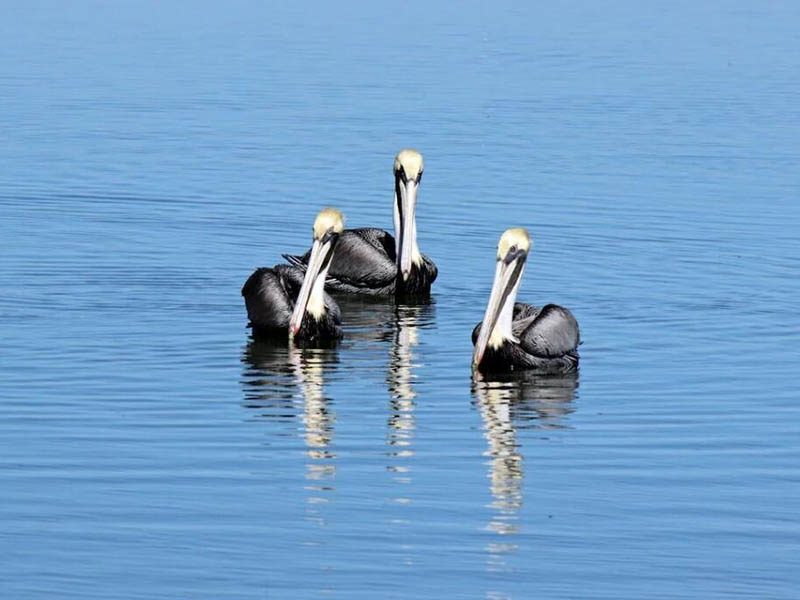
left=288, top=238, right=333, bottom=340
left=472, top=257, right=524, bottom=369
left=397, top=178, right=418, bottom=281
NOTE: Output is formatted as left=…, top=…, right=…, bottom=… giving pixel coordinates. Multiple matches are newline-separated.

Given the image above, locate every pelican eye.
left=321, top=229, right=339, bottom=245
left=504, top=245, right=524, bottom=265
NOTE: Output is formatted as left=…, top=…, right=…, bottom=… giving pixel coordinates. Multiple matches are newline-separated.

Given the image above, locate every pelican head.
left=472, top=228, right=532, bottom=369
left=393, top=149, right=424, bottom=281
left=289, top=208, right=344, bottom=340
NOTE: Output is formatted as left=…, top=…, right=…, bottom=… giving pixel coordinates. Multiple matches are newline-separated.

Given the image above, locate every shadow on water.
left=471, top=371, right=579, bottom=566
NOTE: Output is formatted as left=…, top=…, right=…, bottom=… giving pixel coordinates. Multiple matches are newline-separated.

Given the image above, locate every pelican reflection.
left=288, top=348, right=337, bottom=462
left=471, top=371, right=578, bottom=552
left=386, top=301, right=435, bottom=489
left=241, top=337, right=301, bottom=422
left=241, top=338, right=339, bottom=498
left=334, top=296, right=398, bottom=344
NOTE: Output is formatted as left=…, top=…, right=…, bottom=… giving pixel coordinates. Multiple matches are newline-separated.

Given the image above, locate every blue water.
left=2, top=1, right=799, bottom=598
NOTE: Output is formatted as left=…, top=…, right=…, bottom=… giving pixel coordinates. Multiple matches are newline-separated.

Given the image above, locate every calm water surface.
left=2, top=1, right=799, bottom=598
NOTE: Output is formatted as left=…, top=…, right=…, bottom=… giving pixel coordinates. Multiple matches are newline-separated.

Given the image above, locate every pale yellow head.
left=312, top=208, right=345, bottom=240
left=393, top=149, right=424, bottom=181
left=472, top=227, right=533, bottom=367
left=289, top=208, right=344, bottom=338
left=497, top=227, right=532, bottom=261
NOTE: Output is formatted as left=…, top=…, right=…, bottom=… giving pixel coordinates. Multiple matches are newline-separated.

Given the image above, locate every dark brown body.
left=472, top=303, right=580, bottom=374
left=242, top=265, right=342, bottom=344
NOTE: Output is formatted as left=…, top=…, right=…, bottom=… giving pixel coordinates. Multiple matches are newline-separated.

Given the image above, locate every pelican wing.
left=510, top=302, right=541, bottom=335
left=241, top=267, right=292, bottom=330
left=242, top=264, right=340, bottom=331
left=285, top=228, right=397, bottom=290
left=275, top=264, right=342, bottom=324
left=518, top=304, right=580, bottom=358
left=471, top=303, right=540, bottom=345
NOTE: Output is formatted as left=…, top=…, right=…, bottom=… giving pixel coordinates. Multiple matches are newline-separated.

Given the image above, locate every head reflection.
left=240, top=338, right=339, bottom=496
left=471, top=371, right=578, bottom=543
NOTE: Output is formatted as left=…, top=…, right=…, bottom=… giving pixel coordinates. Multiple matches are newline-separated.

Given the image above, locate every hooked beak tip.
left=401, top=269, right=411, bottom=281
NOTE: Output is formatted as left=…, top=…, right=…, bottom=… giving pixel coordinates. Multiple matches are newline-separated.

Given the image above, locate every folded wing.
left=518, top=304, right=580, bottom=358
left=285, top=228, right=397, bottom=291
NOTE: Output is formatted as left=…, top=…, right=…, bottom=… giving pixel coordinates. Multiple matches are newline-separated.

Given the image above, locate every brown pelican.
left=284, top=149, right=437, bottom=299
left=242, top=209, right=344, bottom=344
left=472, top=228, right=580, bottom=373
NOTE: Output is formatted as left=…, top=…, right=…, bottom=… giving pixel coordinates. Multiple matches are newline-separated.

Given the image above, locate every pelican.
left=284, top=149, right=437, bottom=299
left=242, top=209, right=344, bottom=343
left=472, top=228, right=580, bottom=373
